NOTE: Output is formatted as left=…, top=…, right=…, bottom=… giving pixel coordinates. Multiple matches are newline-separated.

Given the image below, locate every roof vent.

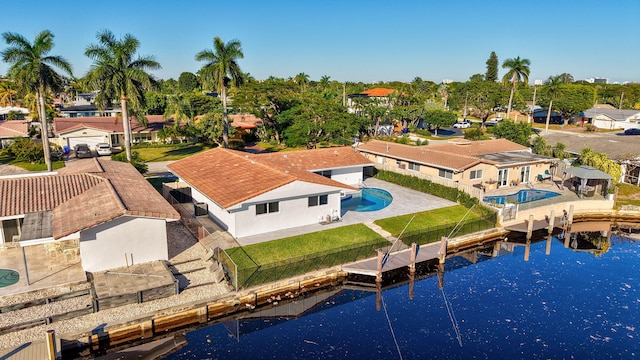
left=251, top=161, right=255, bottom=164
left=386, top=144, right=390, bottom=152
left=283, top=154, right=288, bottom=158
left=421, top=149, right=425, bottom=154
left=334, top=150, right=338, bottom=154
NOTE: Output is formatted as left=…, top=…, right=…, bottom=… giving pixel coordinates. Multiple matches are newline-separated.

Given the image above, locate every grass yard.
left=616, top=183, right=640, bottom=208
left=132, top=144, right=212, bottom=162
left=227, top=224, right=386, bottom=267
left=374, top=204, right=487, bottom=236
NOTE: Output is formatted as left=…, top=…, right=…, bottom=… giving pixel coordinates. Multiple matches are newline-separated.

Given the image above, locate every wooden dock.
left=342, top=241, right=442, bottom=276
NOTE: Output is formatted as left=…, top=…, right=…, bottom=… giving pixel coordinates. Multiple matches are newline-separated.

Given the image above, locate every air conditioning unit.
left=194, top=202, right=208, bottom=217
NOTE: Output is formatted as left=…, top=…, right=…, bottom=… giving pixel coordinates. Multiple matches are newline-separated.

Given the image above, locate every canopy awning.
left=563, top=165, right=612, bottom=180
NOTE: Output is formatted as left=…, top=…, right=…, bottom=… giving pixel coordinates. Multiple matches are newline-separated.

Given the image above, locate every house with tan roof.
left=0, top=120, right=31, bottom=149
left=0, top=158, right=180, bottom=272
left=167, top=146, right=374, bottom=239
left=356, top=139, right=554, bottom=190
left=52, top=115, right=173, bottom=150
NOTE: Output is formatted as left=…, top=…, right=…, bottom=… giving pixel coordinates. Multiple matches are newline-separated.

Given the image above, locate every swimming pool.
left=341, top=187, right=393, bottom=212
left=483, top=189, right=560, bottom=205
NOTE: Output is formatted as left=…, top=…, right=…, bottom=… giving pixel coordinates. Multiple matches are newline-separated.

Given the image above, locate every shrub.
left=7, top=138, right=44, bottom=163
left=464, top=128, right=484, bottom=141
left=111, top=151, right=148, bottom=174
left=584, top=124, right=597, bottom=132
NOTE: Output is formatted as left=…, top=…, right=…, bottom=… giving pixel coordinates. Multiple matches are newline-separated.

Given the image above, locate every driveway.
left=0, top=164, right=28, bottom=176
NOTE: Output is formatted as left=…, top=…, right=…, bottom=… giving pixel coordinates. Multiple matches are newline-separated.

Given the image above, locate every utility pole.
left=463, top=92, right=468, bottom=119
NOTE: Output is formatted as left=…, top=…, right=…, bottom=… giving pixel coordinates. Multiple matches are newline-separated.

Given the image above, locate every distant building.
left=585, top=77, right=609, bottom=84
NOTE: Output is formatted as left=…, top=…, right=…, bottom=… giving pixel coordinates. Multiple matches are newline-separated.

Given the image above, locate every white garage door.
left=68, top=137, right=105, bottom=151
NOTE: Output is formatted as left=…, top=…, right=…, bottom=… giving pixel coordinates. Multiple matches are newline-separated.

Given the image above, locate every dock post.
left=492, top=240, right=501, bottom=257
left=375, top=282, right=382, bottom=311
left=46, top=329, right=59, bottom=360
left=438, top=236, right=447, bottom=265
left=546, top=210, right=555, bottom=255
left=567, top=205, right=574, bottom=226
left=376, top=250, right=383, bottom=284
left=524, top=215, right=534, bottom=261
left=409, top=243, right=417, bottom=275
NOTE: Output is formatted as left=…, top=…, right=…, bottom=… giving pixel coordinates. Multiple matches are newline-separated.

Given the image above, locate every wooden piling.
left=546, top=234, right=552, bottom=255
left=409, top=243, right=417, bottom=274
left=438, top=236, right=447, bottom=265
left=524, top=215, right=534, bottom=261
left=548, top=210, right=555, bottom=234
left=376, top=250, right=383, bottom=283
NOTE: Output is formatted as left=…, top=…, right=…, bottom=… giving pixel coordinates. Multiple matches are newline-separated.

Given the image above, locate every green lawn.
left=616, top=183, right=640, bottom=208
left=374, top=204, right=486, bottom=236
left=227, top=224, right=386, bottom=267
left=131, top=144, right=212, bottom=162
left=0, top=150, right=65, bottom=170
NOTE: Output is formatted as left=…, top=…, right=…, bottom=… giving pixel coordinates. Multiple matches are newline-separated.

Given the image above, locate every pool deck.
left=235, top=177, right=458, bottom=246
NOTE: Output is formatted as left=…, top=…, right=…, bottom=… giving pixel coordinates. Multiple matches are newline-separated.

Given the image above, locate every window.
left=308, top=195, right=328, bottom=207
left=315, top=170, right=332, bottom=178
left=439, top=169, right=453, bottom=179
left=408, top=162, right=420, bottom=171
left=256, top=201, right=279, bottom=215
left=470, top=169, right=483, bottom=180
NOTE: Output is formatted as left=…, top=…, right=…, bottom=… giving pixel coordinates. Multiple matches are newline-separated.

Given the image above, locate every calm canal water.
left=164, top=234, right=639, bottom=359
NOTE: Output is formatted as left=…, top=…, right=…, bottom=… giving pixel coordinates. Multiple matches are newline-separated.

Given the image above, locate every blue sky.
left=2, top=0, right=639, bottom=84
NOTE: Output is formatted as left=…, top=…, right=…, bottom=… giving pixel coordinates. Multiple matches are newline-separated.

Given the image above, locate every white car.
left=453, top=120, right=471, bottom=129
left=95, top=143, right=112, bottom=156
left=485, top=117, right=503, bottom=126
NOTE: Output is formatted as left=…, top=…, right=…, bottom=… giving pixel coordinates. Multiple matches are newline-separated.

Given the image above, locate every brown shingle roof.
left=53, top=115, right=170, bottom=135
left=0, top=174, right=103, bottom=217
left=228, top=114, right=263, bottom=129
left=356, top=139, right=534, bottom=171
left=0, top=120, right=30, bottom=138
left=168, top=147, right=370, bottom=209
left=1, top=158, right=179, bottom=239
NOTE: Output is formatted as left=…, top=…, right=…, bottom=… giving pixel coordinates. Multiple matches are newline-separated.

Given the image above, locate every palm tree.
left=0, top=78, right=18, bottom=106
left=2, top=30, right=72, bottom=171
left=195, top=37, right=244, bottom=148
left=502, top=56, right=531, bottom=120
left=84, top=30, right=160, bottom=161
left=294, top=72, right=310, bottom=93
left=544, top=75, right=562, bottom=135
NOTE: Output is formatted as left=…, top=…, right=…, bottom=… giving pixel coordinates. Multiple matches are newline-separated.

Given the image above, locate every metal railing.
left=400, top=216, right=496, bottom=247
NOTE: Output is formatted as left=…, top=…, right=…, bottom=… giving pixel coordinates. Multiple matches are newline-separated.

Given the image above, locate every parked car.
left=96, top=143, right=112, bottom=156
left=485, top=117, right=503, bottom=126
left=453, top=119, right=471, bottom=129
left=74, top=144, right=92, bottom=158
left=624, top=128, right=640, bottom=135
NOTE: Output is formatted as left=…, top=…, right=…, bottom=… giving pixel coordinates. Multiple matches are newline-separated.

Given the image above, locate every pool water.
left=165, top=234, right=640, bottom=359
left=341, top=187, right=393, bottom=212
left=483, top=189, right=560, bottom=205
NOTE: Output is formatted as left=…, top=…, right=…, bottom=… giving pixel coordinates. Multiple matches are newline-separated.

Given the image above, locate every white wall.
left=225, top=181, right=343, bottom=238
left=79, top=216, right=168, bottom=272
left=190, top=188, right=236, bottom=236
left=330, top=166, right=364, bottom=186
left=55, top=128, right=111, bottom=147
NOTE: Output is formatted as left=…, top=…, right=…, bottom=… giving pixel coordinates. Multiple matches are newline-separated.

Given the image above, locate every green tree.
left=559, top=73, right=574, bottom=83
left=544, top=75, right=562, bottom=134
left=578, top=148, right=622, bottom=184
left=492, top=120, right=533, bottom=146
left=1, top=30, right=73, bottom=171
left=502, top=56, right=531, bottom=120
left=423, top=109, right=457, bottom=136
left=532, top=136, right=552, bottom=156
left=84, top=30, right=160, bottom=161
left=485, top=51, right=498, bottom=82
left=178, top=71, right=199, bottom=92
left=0, top=78, right=18, bottom=106
left=294, top=72, right=310, bottom=93
left=196, top=36, right=244, bottom=148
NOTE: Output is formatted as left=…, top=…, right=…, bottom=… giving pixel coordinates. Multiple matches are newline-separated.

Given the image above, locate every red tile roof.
left=2, top=158, right=179, bottom=239
left=168, top=147, right=370, bottom=208
left=356, top=139, right=531, bottom=171
left=360, top=88, right=396, bottom=97
left=53, top=115, right=171, bottom=135
left=0, top=120, right=30, bottom=138
left=228, top=114, right=263, bottom=129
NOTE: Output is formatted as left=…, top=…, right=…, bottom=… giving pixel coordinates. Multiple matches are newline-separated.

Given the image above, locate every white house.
left=167, top=147, right=374, bottom=239
left=582, top=106, right=640, bottom=130
left=0, top=158, right=180, bottom=272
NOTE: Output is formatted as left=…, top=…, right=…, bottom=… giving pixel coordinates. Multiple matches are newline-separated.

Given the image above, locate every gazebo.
left=562, top=165, right=613, bottom=198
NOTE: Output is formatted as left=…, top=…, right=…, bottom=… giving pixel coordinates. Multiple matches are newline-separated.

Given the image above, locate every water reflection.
left=163, top=231, right=639, bottom=359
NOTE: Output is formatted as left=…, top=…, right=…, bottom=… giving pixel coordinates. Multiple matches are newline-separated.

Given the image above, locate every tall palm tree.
left=1, top=30, right=72, bottom=171
left=195, top=37, right=244, bottom=148
left=544, top=75, right=562, bottom=135
left=84, top=30, right=160, bottom=161
left=294, top=72, right=310, bottom=93
left=502, top=56, right=531, bottom=120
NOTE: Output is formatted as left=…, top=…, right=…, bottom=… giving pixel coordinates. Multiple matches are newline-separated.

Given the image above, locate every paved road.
left=146, top=161, right=177, bottom=177
left=540, top=128, right=639, bottom=159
